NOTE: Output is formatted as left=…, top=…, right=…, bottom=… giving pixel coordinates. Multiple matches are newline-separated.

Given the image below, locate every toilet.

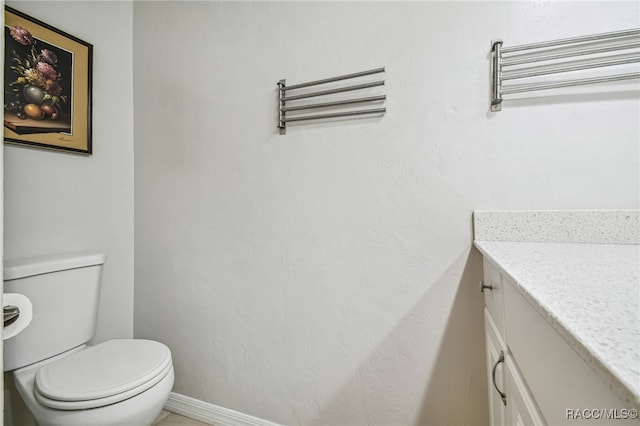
left=3, top=251, right=174, bottom=426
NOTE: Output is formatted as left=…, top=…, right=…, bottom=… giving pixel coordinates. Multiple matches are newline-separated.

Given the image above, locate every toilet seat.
left=33, top=339, right=172, bottom=410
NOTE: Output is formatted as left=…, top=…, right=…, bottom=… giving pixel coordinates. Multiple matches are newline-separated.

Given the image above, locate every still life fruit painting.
left=5, top=23, right=72, bottom=133
left=4, top=6, right=93, bottom=154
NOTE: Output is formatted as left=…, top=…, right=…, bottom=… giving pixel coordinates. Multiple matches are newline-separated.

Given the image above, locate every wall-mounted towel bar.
left=491, top=28, right=640, bottom=111
left=278, top=67, right=386, bottom=134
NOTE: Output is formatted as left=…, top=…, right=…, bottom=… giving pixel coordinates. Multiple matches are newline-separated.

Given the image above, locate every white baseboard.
left=164, top=392, right=282, bottom=426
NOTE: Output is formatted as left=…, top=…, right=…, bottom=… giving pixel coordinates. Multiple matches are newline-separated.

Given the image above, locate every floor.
left=153, top=410, right=210, bottom=426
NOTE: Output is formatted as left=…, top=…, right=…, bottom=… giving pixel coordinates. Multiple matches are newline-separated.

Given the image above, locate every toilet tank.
left=3, top=251, right=106, bottom=371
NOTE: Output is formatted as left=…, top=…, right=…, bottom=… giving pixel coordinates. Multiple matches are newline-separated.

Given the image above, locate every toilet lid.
left=34, top=339, right=172, bottom=410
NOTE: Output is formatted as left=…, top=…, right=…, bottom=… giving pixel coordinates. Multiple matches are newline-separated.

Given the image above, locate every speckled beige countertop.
left=474, top=210, right=640, bottom=409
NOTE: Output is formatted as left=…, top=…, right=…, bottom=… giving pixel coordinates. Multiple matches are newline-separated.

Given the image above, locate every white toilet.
left=3, top=251, right=174, bottom=426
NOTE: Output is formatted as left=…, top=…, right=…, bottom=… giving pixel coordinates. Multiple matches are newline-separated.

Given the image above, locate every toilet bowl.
left=3, top=252, right=174, bottom=426
left=13, top=341, right=174, bottom=426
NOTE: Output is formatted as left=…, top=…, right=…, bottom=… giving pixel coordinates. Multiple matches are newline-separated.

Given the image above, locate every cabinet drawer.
left=482, top=257, right=505, bottom=341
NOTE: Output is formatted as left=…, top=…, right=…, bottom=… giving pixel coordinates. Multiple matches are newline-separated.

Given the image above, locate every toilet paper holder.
left=2, top=293, right=33, bottom=340
left=4, top=305, right=20, bottom=327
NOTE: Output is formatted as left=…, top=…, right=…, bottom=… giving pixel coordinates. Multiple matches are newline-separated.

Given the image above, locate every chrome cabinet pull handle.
left=480, top=280, right=493, bottom=292
left=4, top=305, right=20, bottom=327
left=492, top=350, right=507, bottom=406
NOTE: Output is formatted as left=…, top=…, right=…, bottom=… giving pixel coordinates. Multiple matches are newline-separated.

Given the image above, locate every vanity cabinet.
left=481, top=258, right=638, bottom=426
left=483, top=259, right=544, bottom=426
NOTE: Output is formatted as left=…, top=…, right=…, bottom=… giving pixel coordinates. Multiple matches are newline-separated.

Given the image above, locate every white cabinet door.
left=504, top=355, right=546, bottom=426
left=485, top=309, right=506, bottom=426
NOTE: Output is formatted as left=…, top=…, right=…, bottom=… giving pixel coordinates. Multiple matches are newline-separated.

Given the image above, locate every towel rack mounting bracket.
left=490, top=40, right=503, bottom=112
left=278, top=79, right=287, bottom=135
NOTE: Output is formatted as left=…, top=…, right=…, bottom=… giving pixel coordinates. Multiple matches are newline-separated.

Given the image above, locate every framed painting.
left=4, top=6, right=93, bottom=154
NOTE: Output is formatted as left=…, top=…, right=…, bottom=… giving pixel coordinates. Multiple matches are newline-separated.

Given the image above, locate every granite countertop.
left=474, top=240, right=640, bottom=409
left=473, top=210, right=640, bottom=410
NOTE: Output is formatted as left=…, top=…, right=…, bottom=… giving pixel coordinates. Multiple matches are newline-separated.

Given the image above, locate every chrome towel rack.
left=278, top=67, right=386, bottom=134
left=491, top=28, right=640, bottom=111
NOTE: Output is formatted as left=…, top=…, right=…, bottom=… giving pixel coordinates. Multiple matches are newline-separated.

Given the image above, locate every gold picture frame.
left=4, top=6, right=93, bottom=154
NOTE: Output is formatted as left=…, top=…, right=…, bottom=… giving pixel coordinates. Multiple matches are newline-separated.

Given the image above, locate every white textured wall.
left=133, top=2, right=639, bottom=425
left=4, top=1, right=134, bottom=344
